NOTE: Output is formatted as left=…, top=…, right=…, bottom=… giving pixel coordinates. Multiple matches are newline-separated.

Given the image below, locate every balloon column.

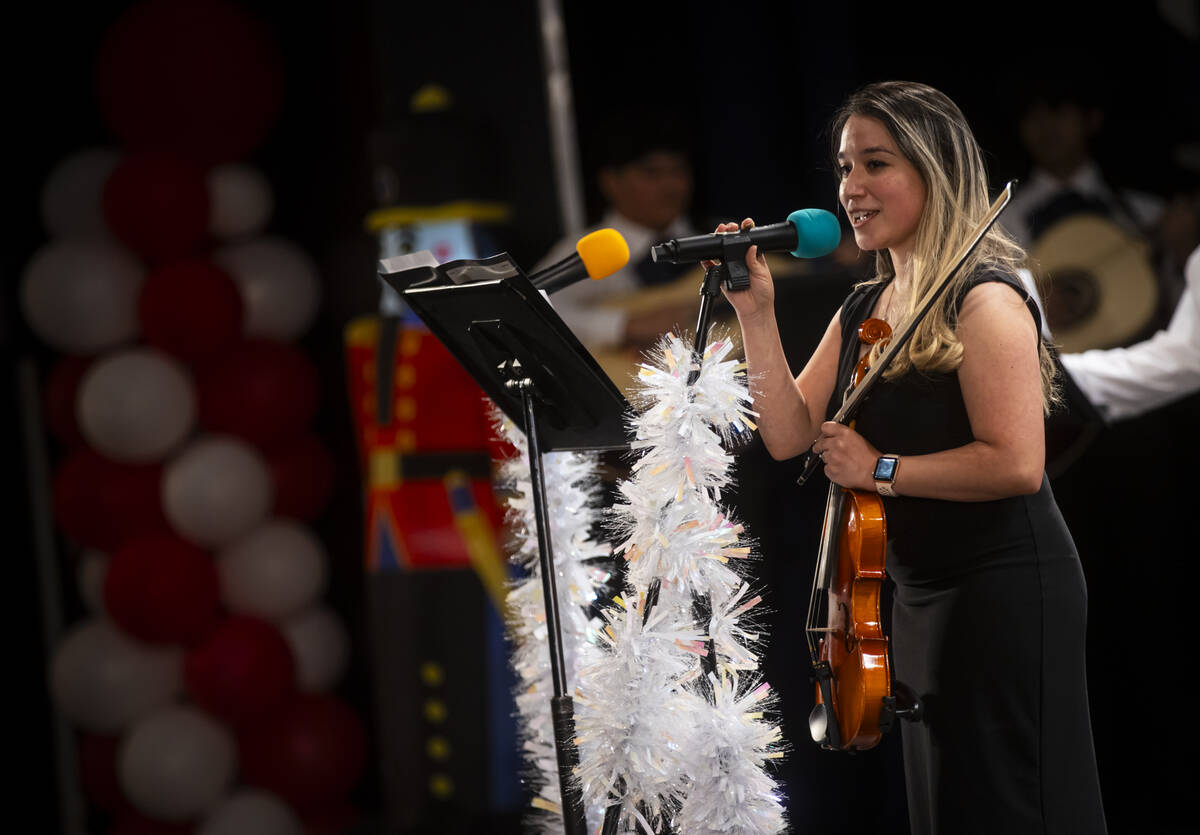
left=25, top=2, right=363, bottom=832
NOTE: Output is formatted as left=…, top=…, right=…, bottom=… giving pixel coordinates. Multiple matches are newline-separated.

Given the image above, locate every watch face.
left=874, top=457, right=897, bottom=481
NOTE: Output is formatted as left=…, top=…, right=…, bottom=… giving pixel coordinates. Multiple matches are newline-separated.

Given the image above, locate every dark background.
left=8, top=1, right=1199, bottom=832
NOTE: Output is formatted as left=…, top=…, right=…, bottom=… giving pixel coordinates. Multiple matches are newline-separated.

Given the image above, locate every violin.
left=806, top=317, right=901, bottom=750
left=802, top=181, right=1017, bottom=751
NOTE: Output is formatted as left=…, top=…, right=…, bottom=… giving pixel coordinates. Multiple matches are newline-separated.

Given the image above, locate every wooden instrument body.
left=814, top=481, right=890, bottom=749
left=1029, top=214, right=1158, bottom=353
left=811, top=318, right=892, bottom=751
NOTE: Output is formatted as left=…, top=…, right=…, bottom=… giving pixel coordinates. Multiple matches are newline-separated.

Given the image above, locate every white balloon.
left=50, top=619, right=182, bottom=734
left=162, top=436, right=273, bottom=548
left=218, top=520, right=329, bottom=620
left=77, top=348, right=197, bottom=463
left=77, top=549, right=110, bottom=615
left=208, top=163, right=274, bottom=241
left=20, top=239, right=144, bottom=355
left=198, top=789, right=303, bottom=835
left=118, top=704, right=237, bottom=821
left=40, top=147, right=122, bottom=239
left=213, top=237, right=321, bottom=340
left=281, top=606, right=350, bottom=692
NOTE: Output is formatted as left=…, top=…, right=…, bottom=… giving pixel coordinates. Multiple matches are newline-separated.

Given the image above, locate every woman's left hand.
left=813, top=421, right=880, bottom=491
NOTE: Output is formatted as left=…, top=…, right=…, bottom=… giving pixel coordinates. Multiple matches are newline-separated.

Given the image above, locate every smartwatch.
left=873, top=455, right=900, bottom=497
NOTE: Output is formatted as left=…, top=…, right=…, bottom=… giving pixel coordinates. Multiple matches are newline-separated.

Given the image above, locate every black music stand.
left=379, top=250, right=632, bottom=835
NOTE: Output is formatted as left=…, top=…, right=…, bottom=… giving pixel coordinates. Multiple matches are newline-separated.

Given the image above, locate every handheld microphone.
left=530, top=228, right=630, bottom=294
left=651, top=208, right=841, bottom=264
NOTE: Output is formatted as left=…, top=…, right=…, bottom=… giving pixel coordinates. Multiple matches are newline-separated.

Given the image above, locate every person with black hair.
left=1004, top=65, right=1197, bottom=333
left=1004, top=82, right=1164, bottom=251
left=534, top=119, right=701, bottom=353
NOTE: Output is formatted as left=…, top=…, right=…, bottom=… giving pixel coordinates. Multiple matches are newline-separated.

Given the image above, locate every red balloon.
left=77, top=733, right=131, bottom=814
left=43, top=355, right=92, bottom=447
left=139, top=260, right=243, bottom=363
left=52, top=448, right=170, bottom=551
left=102, top=152, right=210, bottom=264
left=266, top=434, right=335, bottom=521
left=239, top=694, right=367, bottom=814
left=195, top=339, right=319, bottom=451
left=185, top=615, right=295, bottom=728
left=95, top=0, right=284, bottom=165
left=105, top=534, right=221, bottom=646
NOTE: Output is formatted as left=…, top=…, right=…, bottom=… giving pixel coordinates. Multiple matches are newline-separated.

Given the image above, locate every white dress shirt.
left=1060, top=246, right=1200, bottom=421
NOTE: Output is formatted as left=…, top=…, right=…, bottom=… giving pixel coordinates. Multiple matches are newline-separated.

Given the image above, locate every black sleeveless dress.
left=827, top=272, right=1106, bottom=834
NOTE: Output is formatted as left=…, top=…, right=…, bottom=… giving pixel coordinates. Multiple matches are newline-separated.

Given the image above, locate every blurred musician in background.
left=1060, top=244, right=1199, bottom=422
left=534, top=114, right=701, bottom=355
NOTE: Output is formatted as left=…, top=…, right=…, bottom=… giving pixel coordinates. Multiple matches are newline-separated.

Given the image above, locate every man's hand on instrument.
left=703, top=218, right=776, bottom=323
left=813, top=421, right=879, bottom=491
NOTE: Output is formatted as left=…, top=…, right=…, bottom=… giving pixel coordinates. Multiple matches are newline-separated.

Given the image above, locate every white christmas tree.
left=498, top=328, right=787, bottom=834
left=573, top=331, right=786, bottom=834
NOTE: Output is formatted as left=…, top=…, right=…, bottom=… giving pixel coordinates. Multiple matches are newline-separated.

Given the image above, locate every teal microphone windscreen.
left=786, top=209, right=841, bottom=259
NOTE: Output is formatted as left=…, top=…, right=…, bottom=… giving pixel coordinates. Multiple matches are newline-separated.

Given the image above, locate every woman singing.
left=719, top=81, right=1107, bottom=833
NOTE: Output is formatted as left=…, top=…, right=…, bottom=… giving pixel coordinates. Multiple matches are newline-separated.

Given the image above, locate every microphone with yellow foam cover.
left=529, top=228, right=630, bottom=294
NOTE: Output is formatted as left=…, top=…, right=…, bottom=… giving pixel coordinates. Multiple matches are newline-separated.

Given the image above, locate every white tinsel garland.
left=673, top=674, right=787, bottom=834
left=574, top=589, right=707, bottom=830
left=613, top=336, right=756, bottom=600
left=614, top=486, right=747, bottom=600
left=574, top=331, right=786, bottom=835
left=492, top=408, right=612, bottom=830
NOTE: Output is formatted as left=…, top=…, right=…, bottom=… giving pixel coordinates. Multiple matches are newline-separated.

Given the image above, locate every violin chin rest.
left=809, top=702, right=833, bottom=744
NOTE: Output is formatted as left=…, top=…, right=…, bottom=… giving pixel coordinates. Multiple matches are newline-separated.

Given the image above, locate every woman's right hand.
left=705, top=218, right=776, bottom=324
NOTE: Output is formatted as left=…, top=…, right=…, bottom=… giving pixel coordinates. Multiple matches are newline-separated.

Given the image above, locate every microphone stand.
left=688, top=261, right=727, bottom=679
left=687, top=259, right=740, bottom=383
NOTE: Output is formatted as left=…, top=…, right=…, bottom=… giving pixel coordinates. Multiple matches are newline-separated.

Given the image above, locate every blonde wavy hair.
left=830, top=81, right=1060, bottom=412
